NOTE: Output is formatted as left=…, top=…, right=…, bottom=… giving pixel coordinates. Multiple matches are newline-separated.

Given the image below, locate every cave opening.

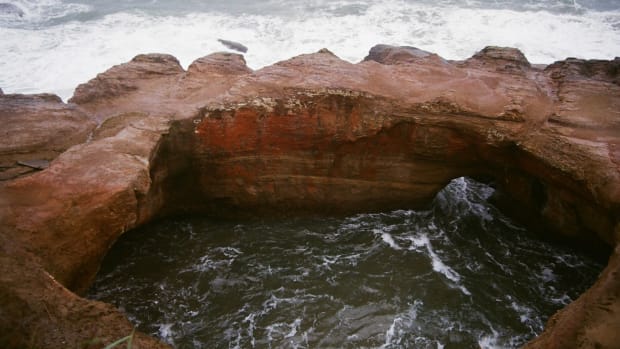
left=87, top=176, right=605, bottom=348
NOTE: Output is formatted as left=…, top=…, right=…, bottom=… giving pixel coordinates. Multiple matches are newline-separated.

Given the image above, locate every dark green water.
left=88, top=178, right=604, bottom=348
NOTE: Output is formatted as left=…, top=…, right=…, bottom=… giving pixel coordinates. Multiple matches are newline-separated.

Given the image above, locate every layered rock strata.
left=0, top=46, right=618, bottom=348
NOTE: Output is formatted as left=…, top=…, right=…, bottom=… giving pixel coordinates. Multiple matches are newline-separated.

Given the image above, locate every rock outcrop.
left=0, top=93, right=96, bottom=180
left=0, top=45, right=618, bottom=348
left=364, top=44, right=447, bottom=65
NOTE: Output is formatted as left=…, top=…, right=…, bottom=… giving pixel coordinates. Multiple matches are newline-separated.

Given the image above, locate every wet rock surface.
left=0, top=46, right=618, bottom=348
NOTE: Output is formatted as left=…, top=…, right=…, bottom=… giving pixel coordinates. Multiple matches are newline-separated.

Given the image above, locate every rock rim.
left=0, top=93, right=96, bottom=180
left=0, top=45, right=619, bottom=348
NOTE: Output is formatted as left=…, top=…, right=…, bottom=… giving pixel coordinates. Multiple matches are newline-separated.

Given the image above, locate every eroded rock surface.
left=0, top=45, right=618, bottom=348
left=0, top=93, right=96, bottom=180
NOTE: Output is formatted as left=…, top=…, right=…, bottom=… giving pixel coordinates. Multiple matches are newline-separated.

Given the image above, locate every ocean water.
left=88, top=178, right=604, bottom=349
left=0, top=0, right=619, bottom=100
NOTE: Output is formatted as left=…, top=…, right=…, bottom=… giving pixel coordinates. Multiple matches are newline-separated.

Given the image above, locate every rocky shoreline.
left=1, top=45, right=618, bottom=348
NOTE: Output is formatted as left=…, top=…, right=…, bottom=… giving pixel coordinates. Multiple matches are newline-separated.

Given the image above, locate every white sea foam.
left=265, top=317, right=305, bottom=346
left=485, top=251, right=513, bottom=275
left=440, top=177, right=495, bottom=224
left=320, top=255, right=339, bottom=270
left=1, top=0, right=619, bottom=100
left=550, top=293, right=573, bottom=305
left=540, top=267, right=556, bottom=282
left=157, top=323, right=175, bottom=342
left=509, top=300, right=539, bottom=328
left=477, top=331, right=503, bottom=349
left=285, top=317, right=302, bottom=338
left=554, top=253, right=585, bottom=268
left=243, top=312, right=258, bottom=347
left=377, top=230, right=402, bottom=250
left=381, top=316, right=402, bottom=348
left=380, top=300, right=423, bottom=348
left=1, top=0, right=90, bottom=26
left=408, top=233, right=471, bottom=295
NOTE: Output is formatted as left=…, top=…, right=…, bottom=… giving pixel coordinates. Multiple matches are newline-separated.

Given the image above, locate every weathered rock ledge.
left=1, top=46, right=619, bottom=348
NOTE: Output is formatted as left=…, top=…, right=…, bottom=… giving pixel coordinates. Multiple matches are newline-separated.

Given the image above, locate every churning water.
left=88, top=178, right=604, bottom=348
left=1, top=0, right=619, bottom=100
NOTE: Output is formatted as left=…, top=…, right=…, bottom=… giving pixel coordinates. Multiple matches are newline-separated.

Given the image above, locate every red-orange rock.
left=0, top=45, right=618, bottom=348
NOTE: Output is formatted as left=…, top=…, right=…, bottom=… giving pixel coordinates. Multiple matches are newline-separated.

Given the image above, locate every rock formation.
left=0, top=94, right=96, bottom=180
left=0, top=46, right=618, bottom=348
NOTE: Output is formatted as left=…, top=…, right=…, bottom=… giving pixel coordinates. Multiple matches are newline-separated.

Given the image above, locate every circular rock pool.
left=88, top=178, right=603, bottom=348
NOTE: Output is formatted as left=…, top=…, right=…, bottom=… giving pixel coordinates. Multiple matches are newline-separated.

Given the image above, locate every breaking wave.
left=0, top=0, right=618, bottom=100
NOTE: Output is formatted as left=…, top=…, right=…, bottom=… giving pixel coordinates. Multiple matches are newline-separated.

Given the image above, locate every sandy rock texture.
left=0, top=46, right=618, bottom=348
left=0, top=94, right=96, bottom=180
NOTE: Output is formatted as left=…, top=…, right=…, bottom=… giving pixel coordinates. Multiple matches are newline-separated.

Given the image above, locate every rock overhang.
left=0, top=45, right=619, bottom=348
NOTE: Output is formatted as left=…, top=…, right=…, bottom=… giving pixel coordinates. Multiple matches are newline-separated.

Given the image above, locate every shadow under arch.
left=149, top=90, right=614, bottom=252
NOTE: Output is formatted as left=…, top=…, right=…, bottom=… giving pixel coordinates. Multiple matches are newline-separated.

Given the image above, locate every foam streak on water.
left=0, top=0, right=619, bottom=100
left=88, top=177, right=604, bottom=349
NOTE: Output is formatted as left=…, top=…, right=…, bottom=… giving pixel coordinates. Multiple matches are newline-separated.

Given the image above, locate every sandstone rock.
left=69, top=52, right=250, bottom=123
left=0, top=45, right=619, bottom=349
left=0, top=235, right=169, bottom=349
left=187, top=52, right=252, bottom=77
left=69, top=53, right=184, bottom=109
left=546, top=57, right=620, bottom=85
left=462, top=46, right=531, bottom=74
left=0, top=115, right=172, bottom=348
left=364, top=44, right=447, bottom=65
left=0, top=93, right=96, bottom=181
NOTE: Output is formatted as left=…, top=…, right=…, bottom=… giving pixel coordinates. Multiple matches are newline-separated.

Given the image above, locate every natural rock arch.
left=0, top=46, right=619, bottom=348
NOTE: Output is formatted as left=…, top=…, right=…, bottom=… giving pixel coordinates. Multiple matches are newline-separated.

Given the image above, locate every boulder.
left=69, top=54, right=184, bottom=111
left=187, top=52, right=252, bottom=77
left=462, top=46, right=532, bottom=74
left=363, top=44, right=447, bottom=65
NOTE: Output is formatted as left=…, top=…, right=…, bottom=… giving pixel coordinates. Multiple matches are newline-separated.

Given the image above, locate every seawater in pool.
left=88, top=177, right=604, bottom=348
